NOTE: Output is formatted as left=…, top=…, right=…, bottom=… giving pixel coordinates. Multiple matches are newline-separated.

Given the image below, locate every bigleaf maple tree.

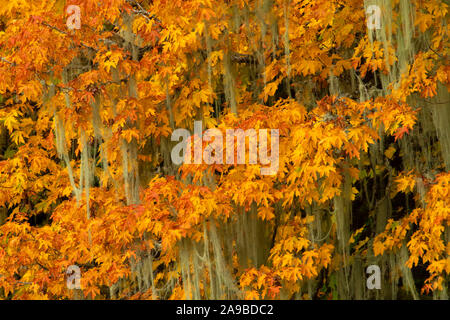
left=0, top=0, right=448, bottom=300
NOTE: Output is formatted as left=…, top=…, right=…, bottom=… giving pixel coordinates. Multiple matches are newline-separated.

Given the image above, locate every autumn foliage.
left=0, top=0, right=448, bottom=300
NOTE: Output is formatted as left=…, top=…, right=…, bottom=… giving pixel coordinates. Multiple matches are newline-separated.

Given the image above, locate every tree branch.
left=0, top=57, right=15, bottom=66
left=41, top=22, right=98, bottom=52
left=126, top=0, right=162, bottom=24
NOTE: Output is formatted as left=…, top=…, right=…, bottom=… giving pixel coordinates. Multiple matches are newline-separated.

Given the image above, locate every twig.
left=41, top=22, right=98, bottom=52
left=428, top=44, right=446, bottom=60
left=126, top=0, right=162, bottom=24
left=0, top=57, right=16, bottom=66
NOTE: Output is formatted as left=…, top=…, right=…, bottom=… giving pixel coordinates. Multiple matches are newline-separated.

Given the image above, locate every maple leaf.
left=394, top=126, right=411, bottom=141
